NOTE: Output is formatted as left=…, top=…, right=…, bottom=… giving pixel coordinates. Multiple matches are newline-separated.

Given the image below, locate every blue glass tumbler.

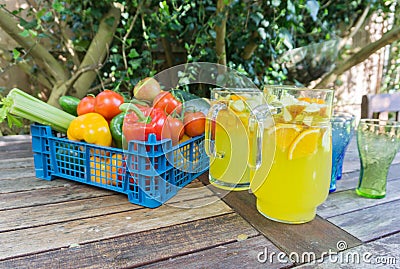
left=330, top=113, right=355, bottom=192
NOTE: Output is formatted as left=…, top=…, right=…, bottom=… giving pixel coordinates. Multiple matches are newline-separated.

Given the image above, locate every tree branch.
left=0, top=8, right=69, bottom=83
left=0, top=47, right=53, bottom=89
left=58, top=18, right=81, bottom=67
left=65, top=64, right=102, bottom=92
left=53, top=4, right=122, bottom=102
left=315, top=26, right=400, bottom=88
left=215, top=0, right=229, bottom=69
left=161, top=37, right=174, bottom=67
left=338, top=5, right=371, bottom=51
left=122, top=1, right=143, bottom=69
left=241, top=31, right=259, bottom=60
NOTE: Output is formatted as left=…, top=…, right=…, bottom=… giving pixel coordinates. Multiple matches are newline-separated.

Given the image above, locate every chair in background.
left=361, top=92, right=400, bottom=121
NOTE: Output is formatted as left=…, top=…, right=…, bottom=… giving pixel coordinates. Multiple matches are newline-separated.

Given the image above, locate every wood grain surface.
left=1, top=135, right=399, bottom=268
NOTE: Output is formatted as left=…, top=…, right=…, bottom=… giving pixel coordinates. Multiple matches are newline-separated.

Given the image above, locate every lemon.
left=321, top=129, right=331, bottom=152
left=230, top=99, right=246, bottom=112
left=287, top=128, right=320, bottom=160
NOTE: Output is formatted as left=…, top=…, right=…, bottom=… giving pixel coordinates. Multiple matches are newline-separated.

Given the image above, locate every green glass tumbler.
left=356, top=119, right=400, bottom=198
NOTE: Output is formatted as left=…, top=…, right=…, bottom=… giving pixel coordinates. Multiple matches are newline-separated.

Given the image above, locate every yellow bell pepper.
left=67, top=112, right=112, bottom=147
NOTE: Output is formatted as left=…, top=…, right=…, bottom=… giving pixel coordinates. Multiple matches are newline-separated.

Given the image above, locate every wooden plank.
left=0, top=135, right=31, bottom=145
left=318, top=178, right=400, bottom=219
left=0, top=195, right=136, bottom=232
left=335, top=163, right=400, bottom=193
left=0, top=167, right=36, bottom=180
left=0, top=176, right=74, bottom=194
left=0, top=196, right=233, bottom=260
left=0, top=157, right=33, bottom=169
left=142, top=235, right=293, bottom=269
left=340, top=138, right=400, bottom=175
left=0, top=182, right=216, bottom=232
left=0, top=150, right=33, bottom=159
left=0, top=141, right=32, bottom=151
left=0, top=214, right=261, bottom=268
left=0, top=184, right=114, bottom=210
left=299, top=232, right=400, bottom=268
left=198, top=174, right=362, bottom=263
left=328, top=199, right=400, bottom=242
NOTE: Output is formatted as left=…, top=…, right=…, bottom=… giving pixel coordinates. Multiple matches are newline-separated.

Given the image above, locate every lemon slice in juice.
left=230, top=99, right=246, bottom=112
left=287, top=128, right=320, bottom=160
left=321, top=129, right=330, bottom=152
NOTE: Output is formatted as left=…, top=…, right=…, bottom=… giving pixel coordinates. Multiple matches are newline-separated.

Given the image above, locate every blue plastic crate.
left=30, top=124, right=209, bottom=208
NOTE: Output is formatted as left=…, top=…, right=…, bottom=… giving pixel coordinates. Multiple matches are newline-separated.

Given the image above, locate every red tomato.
left=94, top=90, right=125, bottom=120
left=153, top=92, right=182, bottom=115
left=183, top=111, right=206, bottom=137
left=77, top=96, right=95, bottom=116
left=165, top=116, right=184, bottom=145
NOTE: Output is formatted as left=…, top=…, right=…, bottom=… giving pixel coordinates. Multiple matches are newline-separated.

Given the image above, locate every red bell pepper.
left=122, top=105, right=171, bottom=142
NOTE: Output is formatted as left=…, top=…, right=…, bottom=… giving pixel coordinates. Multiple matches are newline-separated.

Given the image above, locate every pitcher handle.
left=205, top=102, right=226, bottom=158
left=249, top=104, right=277, bottom=170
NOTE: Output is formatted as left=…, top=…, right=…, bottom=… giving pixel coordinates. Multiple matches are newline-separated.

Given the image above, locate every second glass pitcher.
left=205, top=88, right=265, bottom=191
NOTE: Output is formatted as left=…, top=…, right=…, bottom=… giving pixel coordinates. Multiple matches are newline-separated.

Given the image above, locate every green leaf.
left=19, top=30, right=30, bottom=37
left=306, top=0, right=319, bottom=22
left=29, top=29, right=38, bottom=37
left=0, top=97, right=11, bottom=123
left=129, top=58, right=143, bottom=70
left=52, top=1, right=64, bottom=13
left=272, top=0, right=281, bottom=7
left=7, top=114, right=23, bottom=128
left=128, top=49, right=139, bottom=58
left=279, top=30, right=293, bottom=50
left=52, top=2, right=65, bottom=13
left=258, top=27, right=267, bottom=40
left=12, top=49, right=21, bottom=60
left=287, top=0, right=296, bottom=14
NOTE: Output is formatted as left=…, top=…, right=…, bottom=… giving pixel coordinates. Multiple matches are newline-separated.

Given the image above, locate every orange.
left=90, top=156, right=108, bottom=184
left=287, top=128, right=320, bottom=160
left=298, top=97, right=325, bottom=104
left=107, top=153, right=124, bottom=186
left=230, top=94, right=246, bottom=101
left=272, top=124, right=302, bottom=151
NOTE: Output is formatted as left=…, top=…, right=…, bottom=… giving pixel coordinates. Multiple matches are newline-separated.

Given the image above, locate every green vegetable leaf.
left=7, top=114, right=23, bottom=128
left=0, top=96, right=12, bottom=123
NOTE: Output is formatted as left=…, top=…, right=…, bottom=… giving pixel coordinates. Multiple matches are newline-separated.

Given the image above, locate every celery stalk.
left=0, top=88, right=76, bottom=133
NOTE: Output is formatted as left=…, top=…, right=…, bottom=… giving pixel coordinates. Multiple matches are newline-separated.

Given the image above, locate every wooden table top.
left=0, top=135, right=399, bottom=268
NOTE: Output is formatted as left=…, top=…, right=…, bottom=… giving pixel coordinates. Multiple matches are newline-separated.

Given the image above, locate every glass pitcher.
left=250, top=86, right=334, bottom=224
left=205, top=88, right=265, bottom=191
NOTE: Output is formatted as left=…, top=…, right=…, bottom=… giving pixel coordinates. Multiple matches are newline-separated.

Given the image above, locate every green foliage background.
left=2, top=0, right=399, bottom=95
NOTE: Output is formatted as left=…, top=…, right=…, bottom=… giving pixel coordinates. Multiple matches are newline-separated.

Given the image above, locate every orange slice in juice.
left=287, top=128, right=319, bottom=160
left=298, top=97, right=325, bottom=104
left=273, top=124, right=302, bottom=151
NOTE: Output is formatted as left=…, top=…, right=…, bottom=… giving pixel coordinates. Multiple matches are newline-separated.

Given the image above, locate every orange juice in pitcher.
left=205, top=88, right=264, bottom=191
left=250, top=87, right=334, bottom=224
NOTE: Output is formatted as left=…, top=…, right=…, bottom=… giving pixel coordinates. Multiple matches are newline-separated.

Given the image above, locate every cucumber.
left=59, top=96, right=80, bottom=116
left=170, top=89, right=210, bottom=115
